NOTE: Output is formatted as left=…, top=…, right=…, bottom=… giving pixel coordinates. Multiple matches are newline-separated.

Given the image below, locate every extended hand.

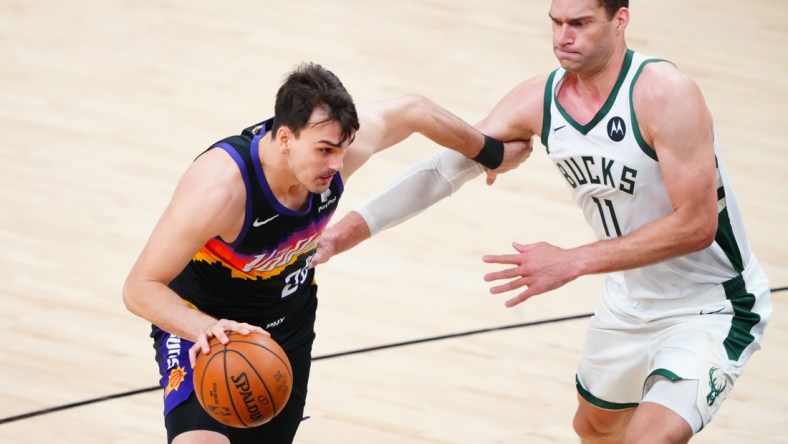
left=311, top=229, right=339, bottom=268
left=485, top=138, right=533, bottom=185
left=482, top=241, right=575, bottom=307
left=310, top=212, right=371, bottom=268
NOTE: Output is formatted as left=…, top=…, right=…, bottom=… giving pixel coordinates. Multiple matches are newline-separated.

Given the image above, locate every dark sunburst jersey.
left=168, top=118, right=343, bottom=350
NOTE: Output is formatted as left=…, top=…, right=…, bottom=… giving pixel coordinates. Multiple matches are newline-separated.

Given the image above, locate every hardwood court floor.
left=1, top=0, right=786, bottom=443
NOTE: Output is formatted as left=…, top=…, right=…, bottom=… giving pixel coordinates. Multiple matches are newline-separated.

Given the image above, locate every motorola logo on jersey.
left=607, top=116, right=626, bottom=142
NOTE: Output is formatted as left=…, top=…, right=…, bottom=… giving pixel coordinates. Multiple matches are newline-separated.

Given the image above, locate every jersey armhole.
left=211, top=141, right=254, bottom=247
left=540, top=69, right=559, bottom=153
left=629, top=58, right=668, bottom=162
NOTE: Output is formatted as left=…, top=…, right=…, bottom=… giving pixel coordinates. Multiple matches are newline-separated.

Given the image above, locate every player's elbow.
left=686, top=216, right=717, bottom=253
left=122, top=280, right=137, bottom=313
left=400, top=93, right=430, bottom=108
left=398, top=94, right=433, bottom=124
left=122, top=277, right=146, bottom=317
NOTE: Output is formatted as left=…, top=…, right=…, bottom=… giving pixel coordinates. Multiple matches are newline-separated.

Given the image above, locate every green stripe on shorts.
left=576, top=376, right=639, bottom=410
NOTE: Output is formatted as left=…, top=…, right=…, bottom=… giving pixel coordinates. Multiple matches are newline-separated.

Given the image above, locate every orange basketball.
left=192, top=332, right=293, bottom=428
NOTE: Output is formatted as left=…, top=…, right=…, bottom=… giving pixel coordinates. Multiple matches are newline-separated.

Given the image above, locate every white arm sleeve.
left=355, top=149, right=484, bottom=236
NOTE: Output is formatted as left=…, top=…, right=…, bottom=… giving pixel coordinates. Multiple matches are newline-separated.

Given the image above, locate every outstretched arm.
left=313, top=148, right=490, bottom=265
left=340, top=94, right=529, bottom=181
left=314, top=78, right=547, bottom=266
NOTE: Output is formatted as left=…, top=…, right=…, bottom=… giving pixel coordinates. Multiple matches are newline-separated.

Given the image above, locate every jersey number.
left=592, top=197, right=622, bottom=237
left=281, top=255, right=313, bottom=298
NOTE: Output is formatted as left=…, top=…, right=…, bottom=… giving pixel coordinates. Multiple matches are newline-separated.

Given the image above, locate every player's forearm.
left=321, top=211, right=372, bottom=257
left=408, top=95, right=505, bottom=168
left=319, top=150, right=482, bottom=264
left=567, top=210, right=716, bottom=279
left=356, top=149, right=483, bottom=235
left=123, top=279, right=217, bottom=341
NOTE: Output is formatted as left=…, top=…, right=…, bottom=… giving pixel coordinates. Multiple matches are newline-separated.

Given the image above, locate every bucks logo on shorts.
left=706, top=367, right=728, bottom=406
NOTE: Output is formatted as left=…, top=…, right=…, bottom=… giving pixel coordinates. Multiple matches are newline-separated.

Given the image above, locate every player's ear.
left=276, top=127, right=292, bottom=153
left=614, top=7, right=630, bottom=32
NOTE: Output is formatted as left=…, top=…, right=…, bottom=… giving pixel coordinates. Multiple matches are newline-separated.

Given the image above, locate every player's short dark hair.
left=272, top=62, right=359, bottom=145
left=597, top=0, right=628, bottom=19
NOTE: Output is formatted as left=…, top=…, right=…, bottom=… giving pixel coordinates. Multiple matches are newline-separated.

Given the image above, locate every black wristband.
left=472, top=135, right=504, bottom=169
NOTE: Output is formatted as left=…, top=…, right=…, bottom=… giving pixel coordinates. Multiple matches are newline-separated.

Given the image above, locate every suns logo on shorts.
left=165, top=365, right=188, bottom=397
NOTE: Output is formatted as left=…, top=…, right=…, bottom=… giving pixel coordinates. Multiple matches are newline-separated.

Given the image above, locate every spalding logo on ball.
left=192, top=332, right=293, bottom=428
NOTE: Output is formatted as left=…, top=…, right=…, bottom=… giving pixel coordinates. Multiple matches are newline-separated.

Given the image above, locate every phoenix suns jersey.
left=540, top=50, right=756, bottom=302
left=168, top=119, right=343, bottom=346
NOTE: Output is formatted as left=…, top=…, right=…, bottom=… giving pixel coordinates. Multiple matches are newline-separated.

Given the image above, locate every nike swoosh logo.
left=253, top=214, right=279, bottom=227
left=699, top=307, right=726, bottom=315
left=554, top=125, right=567, bottom=132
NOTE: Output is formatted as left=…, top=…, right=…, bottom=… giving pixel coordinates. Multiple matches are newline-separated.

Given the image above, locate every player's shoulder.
left=499, top=72, right=552, bottom=115
left=637, top=60, right=700, bottom=94
left=193, top=144, right=244, bottom=175
left=516, top=72, right=552, bottom=115
left=634, top=60, right=704, bottom=108
left=179, top=146, right=245, bottom=204
left=515, top=72, right=553, bottom=96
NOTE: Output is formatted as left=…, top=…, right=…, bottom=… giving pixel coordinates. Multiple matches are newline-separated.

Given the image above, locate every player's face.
left=285, top=108, right=350, bottom=194
left=549, top=0, right=620, bottom=74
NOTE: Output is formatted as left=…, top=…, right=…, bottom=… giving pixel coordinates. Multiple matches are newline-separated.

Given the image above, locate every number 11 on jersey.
left=592, top=197, right=622, bottom=237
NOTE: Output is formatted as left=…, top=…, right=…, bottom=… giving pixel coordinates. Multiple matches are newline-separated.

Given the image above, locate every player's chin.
left=308, top=181, right=330, bottom=195
left=316, top=174, right=334, bottom=188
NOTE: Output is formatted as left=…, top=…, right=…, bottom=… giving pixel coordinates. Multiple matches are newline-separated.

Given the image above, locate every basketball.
left=192, top=332, right=293, bottom=428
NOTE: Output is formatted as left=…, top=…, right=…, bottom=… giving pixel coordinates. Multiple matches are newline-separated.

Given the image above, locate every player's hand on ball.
left=192, top=332, right=293, bottom=427
left=189, top=319, right=268, bottom=367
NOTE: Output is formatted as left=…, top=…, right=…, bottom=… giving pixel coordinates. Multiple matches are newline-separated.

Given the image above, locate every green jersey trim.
left=715, top=182, right=745, bottom=273
left=540, top=69, right=559, bottom=153
left=647, top=368, right=682, bottom=382
left=576, top=376, right=639, bottom=410
left=555, top=49, right=635, bottom=136
left=628, top=58, right=667, bottom=161
left=723, top=273, right=760, bottom=361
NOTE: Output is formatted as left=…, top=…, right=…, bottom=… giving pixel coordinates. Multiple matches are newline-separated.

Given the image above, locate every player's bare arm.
left=484, top=63, right=718, bottom=306
left=342, top=94, right=533, bottom=181
left=340, top=95, right=474, bottom=181
left=475, top=74, right=548, bottom=184
left=122, top=149, right=267, bottom=360
left=314, top=80, right=548, bottom=267
left=476, top=74, right=547, bottom=142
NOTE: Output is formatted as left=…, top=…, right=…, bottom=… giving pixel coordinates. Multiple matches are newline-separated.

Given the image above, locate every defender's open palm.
left=482, top=242, right=576, bottom=307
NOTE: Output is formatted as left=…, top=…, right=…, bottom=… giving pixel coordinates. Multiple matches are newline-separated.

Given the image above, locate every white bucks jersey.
left=540, top=50, right=753, bottom=301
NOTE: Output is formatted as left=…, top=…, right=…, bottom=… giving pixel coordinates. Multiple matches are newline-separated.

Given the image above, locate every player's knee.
left=573, top=398, right=633, bottom=441
left=572, top=409, right=599, bottom=440
left=573, top=408, right=612, bottom=440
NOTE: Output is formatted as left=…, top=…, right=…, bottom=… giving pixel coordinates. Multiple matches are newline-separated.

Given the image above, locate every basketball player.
left=122, top=62, right=530, bottom=444
left=313, top=1, right=772, bottom=442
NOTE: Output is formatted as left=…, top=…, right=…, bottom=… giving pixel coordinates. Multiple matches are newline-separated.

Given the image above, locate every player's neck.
left=561, top=47, right=628, bottom=115
left=258, top=137, right=310, bottom=211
